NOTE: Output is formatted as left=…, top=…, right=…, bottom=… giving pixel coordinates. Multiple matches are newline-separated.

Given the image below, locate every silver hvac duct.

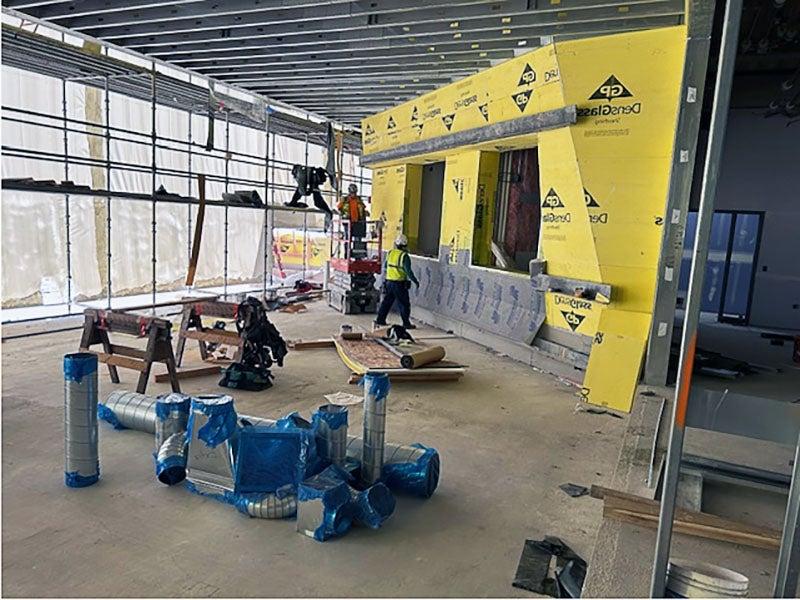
left=104, top=390, right=158, bottom=433
left=154, top=393, right=191, bottom=485
left=99, top=391, right=440, bottom=497
left=237, top=493, right=298, bottom=519
left=361, top=373, right=390, bottom=486
left=185, top=395, right=238, bottom=495
left=156, top=432, right=188, bottom=485
left=64, top=353, right=100, bottom=488
left=315, top=404, right=348, bottom=467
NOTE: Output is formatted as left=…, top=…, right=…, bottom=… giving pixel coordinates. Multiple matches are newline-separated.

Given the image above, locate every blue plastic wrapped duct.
left=155, top=393, right=191, bottom=422
left=186, top=395, right=237, bottom=449
left=382, top=443, right=440, bottom=499
left=274, top=412, right=313, bottom=430
left=64, top=469, right=100, bottom=488
left=312, top=405, right=348, bottom=431
left=97, top=403, right=126, bottom=430
left=351, top=482, right=396, bottom=529
left=360, top=372, right=391, bottom=400
left=297, top=465, right=354, bottom=542
left=63, top=352, right=98, bottom=383
left=234, top=426, right=309, bottom=493
left=234, top=484, right=297, bottom=519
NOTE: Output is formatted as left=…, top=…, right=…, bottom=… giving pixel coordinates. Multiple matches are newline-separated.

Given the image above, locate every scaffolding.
left=1, top=15, right=371, bottom=322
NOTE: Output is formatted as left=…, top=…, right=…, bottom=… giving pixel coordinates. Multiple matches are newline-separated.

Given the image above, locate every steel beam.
left=644, top=0, right=715, bottom=385
left=218, top=63, right=486, bottom=83
left=650, top=0, right=743, bottom=595
left=141, top=17, right=677, bottom=59
left=167, top=39, right=530, bottom=65
left=70, top=0, right=526, bottom=37
left=123, top=9, right=683, bottom=54
left=198, top=57, right=494, bottom=78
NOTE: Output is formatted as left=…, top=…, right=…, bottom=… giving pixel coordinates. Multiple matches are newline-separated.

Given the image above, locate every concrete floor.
left=1, top=301, right=627, bottom=597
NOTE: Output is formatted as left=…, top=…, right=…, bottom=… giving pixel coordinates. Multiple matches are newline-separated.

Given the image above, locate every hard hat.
left=394, top=234, right=408, bottom=248
left=348, top=183, right=358, bottom=194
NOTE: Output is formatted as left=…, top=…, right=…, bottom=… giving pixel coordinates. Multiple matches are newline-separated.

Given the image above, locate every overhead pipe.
left=99, top=391, right=440, bottom=498
left=64, top=353, right=100, bottom=488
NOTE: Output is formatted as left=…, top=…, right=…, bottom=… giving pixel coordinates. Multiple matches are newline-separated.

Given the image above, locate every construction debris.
left=512, top=536, right=587, bottom=597
left=559, top=483, right=589, bottom=498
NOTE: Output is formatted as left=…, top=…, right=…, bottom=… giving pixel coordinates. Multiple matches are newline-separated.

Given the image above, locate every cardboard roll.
left=400, top=346, right=446, bottom=369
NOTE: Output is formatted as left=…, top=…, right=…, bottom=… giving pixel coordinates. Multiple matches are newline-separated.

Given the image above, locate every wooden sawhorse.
left=175, top=299, right=244, bottom=367
left=79, top=308, right=180, bottom=394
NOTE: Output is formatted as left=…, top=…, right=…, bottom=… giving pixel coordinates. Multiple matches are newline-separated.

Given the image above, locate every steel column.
left=61, top=76, right=73, bottom=312
left=104, top=75, right=112, bottom=309
left=150, top=66, right=157, bottom=312
left=650, top=0, right=743, bottom=595
left=262, top=108, right=270, bottom=298
left=774, top=432, right=800, bottom=597
left=302, top=132, right=309, bottom=281
left=223, top=109, right=230, bottom=299
left=268, top=129, right=276, bottom=286
left=187, top=105, right=193, bottom=263
left=644, top=0, right=716, bottom=385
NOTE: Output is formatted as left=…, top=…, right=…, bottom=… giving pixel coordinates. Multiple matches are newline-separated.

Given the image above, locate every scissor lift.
left=328, top=218, right=382, bottom=314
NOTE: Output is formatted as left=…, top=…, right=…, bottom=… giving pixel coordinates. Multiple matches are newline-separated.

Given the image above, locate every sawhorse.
left=79, top=308, right=180, bottom=394
left=175, top=299, right=244, bottom=367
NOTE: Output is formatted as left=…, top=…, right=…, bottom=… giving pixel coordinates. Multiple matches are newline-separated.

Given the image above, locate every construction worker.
left=337, top=183, right=369, bottom=258
left=337, top=183, right=368, bottom=222
left=375, top=234, right=419, bottom=329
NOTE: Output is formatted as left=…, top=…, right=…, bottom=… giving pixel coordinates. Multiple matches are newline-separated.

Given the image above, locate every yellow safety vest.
left=386, top=249, right=408, bottom=281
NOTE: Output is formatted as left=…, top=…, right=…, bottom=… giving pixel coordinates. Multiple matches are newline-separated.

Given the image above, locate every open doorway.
left=416, top=162, right=445, bottom=257
left=491, top=148, right=541, bottom=272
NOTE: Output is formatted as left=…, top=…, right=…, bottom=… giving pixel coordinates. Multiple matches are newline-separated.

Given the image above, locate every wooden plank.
left=154, top=365, right=221, bottom=383
left=185, top=173, right=206, bottom=286
left=109, top=344, right=147, bottom=359
left=182, top=329, right=241, bottom=346
left=290, top=338, right=336, bottom=350
left=592, top=485, right=781, bottom=550
left=89, top=351, right=148, bottom=372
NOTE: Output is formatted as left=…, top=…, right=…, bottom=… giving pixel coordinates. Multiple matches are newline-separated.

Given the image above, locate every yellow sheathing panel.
left=537, top=127, right=602, bottom=282
left=403, top=164, right=423, bottom=253
left=440, top=150, right=482, bottom=260
left=362, top=45, right=563, bottom=155
left=472, top=152, right=500, bottom=266
left=554, top=26, right=686, bottom=411
left=580, top=309, right=651, bottom=411
left=544, top=292, right=604, bottom=336
left=371, top=165, right=409, bottom=243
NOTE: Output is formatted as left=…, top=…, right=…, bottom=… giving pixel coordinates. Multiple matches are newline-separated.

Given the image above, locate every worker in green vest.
left=375, top=234, right=419, bottom=329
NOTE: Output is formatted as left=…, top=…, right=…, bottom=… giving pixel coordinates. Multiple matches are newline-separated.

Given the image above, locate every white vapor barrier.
left=1, top=65, right=370, bottom=311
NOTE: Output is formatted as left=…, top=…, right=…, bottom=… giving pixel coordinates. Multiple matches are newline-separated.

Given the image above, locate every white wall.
left=713, top=109, right=800, bottom=330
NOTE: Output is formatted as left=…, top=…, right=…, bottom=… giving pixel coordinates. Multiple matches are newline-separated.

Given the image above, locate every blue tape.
left=97, top=403, right=126, bottom=430
left=63, top=353, right=97, bottom=383
left=274, top=412, right=312, bottom=430
left=382, top=443, right=440, bottom=498
left=353, top=483, right=395, bottom=529
left=360, top=372, right=391, bottom=401
left=65, top=469, right=99, bottom=488
left=188, top=397, right=238, bottom=448
left=184, top=480, right=239, bottom=506
left=298, top=465, right=354, bottom=541
left=155, top=393, right=191, bottom=420
left=312, top=406, right=348, bottom=431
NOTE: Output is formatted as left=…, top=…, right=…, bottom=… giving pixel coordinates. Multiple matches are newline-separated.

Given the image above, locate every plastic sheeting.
left=1, top=65, right=370, bottom=308
left=234, top=426, right=309, bottom=494
left=186, top=395, right=237, bottom=449
left=382, top=443, right=440, bottom=499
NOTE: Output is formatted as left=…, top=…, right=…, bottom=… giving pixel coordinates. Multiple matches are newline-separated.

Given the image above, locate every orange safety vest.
left=338, top=195, right=364, bottom=222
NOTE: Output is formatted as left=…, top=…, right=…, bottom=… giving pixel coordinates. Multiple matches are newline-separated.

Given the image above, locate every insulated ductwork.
left=361, top=373, right=390, bottom=486
left=99, top=391, right=440, bottom=497
left=350, top=482, right=395, bottom=529
left=64, top=353, right=100, bottom=488
left=185, top=395, right=238, bottom=495
left=313, top=404, right=348, bottom=467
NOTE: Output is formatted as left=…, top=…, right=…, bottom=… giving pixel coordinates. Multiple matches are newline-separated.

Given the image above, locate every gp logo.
left=478, top=103, right=489, bottom=121
left=589, top=75, right=633, bottom=102
left=560, top=310, right=586, bottom=332
left=511, top=90, right=531, bottom=112
left=442, top=113, right=455, bottom=131
left=518, top=63, right=536, bottom=86
left=387, top=116, right=397, bottom=130
left=542, top=187, right=564, bottom=209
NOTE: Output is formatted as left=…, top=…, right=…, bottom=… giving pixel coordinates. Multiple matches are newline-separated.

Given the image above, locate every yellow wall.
left=363, top=26, right=687, bottom=412
left=403, top=164, right=423, bottom=252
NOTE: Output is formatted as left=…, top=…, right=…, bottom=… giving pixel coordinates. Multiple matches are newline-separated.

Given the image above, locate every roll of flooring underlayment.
left=399, top=346, right=446, bottom=369
left=666, top=559, right=749, bottom=598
